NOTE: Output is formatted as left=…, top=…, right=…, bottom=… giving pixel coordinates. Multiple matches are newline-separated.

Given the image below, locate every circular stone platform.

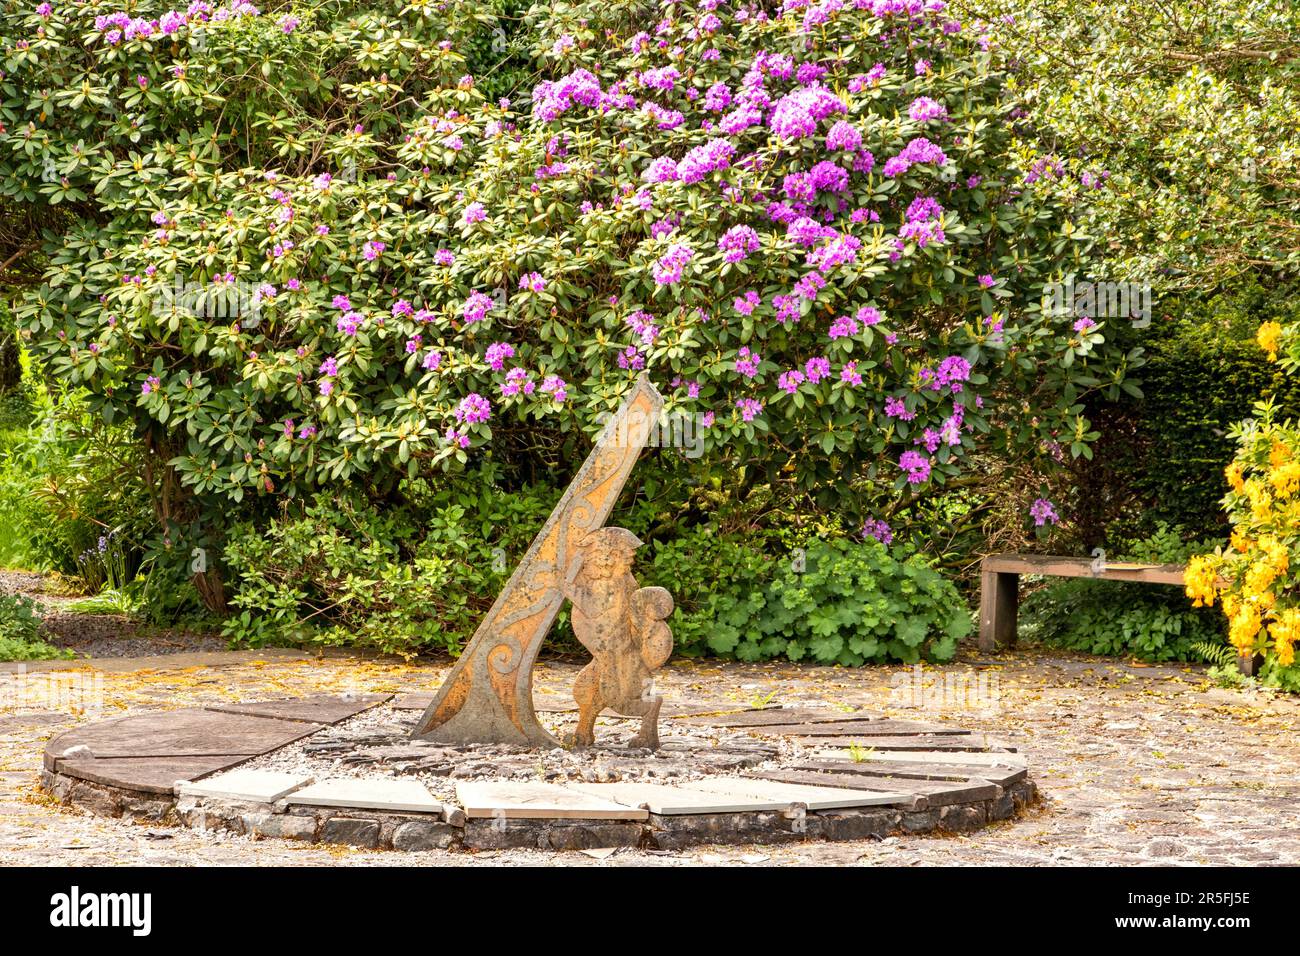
left=41, top=693, right=1037, bottom=851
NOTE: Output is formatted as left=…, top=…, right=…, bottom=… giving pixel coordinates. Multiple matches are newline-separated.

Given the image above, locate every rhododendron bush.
left=6, top=0, right=1133, bottom=609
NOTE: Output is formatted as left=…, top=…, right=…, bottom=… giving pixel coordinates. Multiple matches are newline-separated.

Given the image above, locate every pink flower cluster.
left=455, top=393, right=492, bottom=425
left=768, top=85, right=846, bottom=139
left=899, top=196, right=947, bottom=248
left=734, top=346, right=762, bottom=379
left=652, top=243, right=694, bottom=285
left=531, top=69, right=603, bottom=122
left=718, top=225, right=760, bottom=263
left=882, top=137, right=950, bottom=177
left=677, top=138, right=736, bottom=184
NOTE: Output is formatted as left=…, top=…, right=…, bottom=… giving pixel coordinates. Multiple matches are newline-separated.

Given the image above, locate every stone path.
left=2, top=649, right=1300, bottom=864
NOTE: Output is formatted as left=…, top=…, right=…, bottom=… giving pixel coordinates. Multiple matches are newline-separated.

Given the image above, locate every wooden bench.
left=978, top=553, right=1186, bottom=653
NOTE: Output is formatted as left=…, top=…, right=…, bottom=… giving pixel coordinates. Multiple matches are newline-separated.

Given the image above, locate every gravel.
left=240, top=701, right=798, bottom=802
left=1, top=569, right=228, bottom=658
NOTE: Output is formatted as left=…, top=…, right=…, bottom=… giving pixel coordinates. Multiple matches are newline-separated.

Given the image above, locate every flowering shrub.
left=9, top=0, right=1128, bottom=607
left=1185, top=403, right=1300, bottom=686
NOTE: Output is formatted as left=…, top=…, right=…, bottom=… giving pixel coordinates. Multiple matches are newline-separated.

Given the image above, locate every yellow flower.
left=1271, top=441, right=1292, bottom=468
left=1269, top=608, right=1300, bottom=668
left=1230, top=528, right=1251, bottom=553
left=1258, top=320, right=1283, bottom=361
left=1260, top=536, right=1290, bottom=575
left=1229, top=603, right=1263, bottom=654
left=1270, top=461, right=1300, bottom=498
left=1184, top=555, right=1220, bottom=608
left=1226, top=461, right=1246, bottom=493
left=1246, top=480, right=1273, bottom=522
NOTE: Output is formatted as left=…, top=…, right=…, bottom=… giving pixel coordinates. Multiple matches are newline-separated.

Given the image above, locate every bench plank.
left=982, top=553, right=1185, bottom=585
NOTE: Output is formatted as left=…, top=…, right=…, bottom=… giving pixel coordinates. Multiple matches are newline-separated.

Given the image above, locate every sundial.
left=411, top=373, right=670, bottom=748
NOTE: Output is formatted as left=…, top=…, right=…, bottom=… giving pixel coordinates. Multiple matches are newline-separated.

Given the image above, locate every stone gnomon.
left=412, top=373, right=673, bottom=749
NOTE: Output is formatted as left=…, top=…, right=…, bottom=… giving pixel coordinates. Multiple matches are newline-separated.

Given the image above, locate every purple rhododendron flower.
left=884, top=396, right=916, bottom=421
left=734, top=290, right=760, bottom=315
left=643, top=156, right=678, bottom=183
left=456, top=393, right=492, bottom=425
left=829, top=314, right=859, bottom=339
left=734, top=346, right=761, bottom=379
left=718, top=225, right=761, bottom=262
left=882, top=137, right=950, bottom=177
left=861, top=518, right=893, bottom=545
left=677, top=138, right=735, bottom=184
left=532, top=69, right=603, bottom=122
left=898, top=450, right=932, bottom=484
left=703, top=82, right=732, bottom=112
left=768, top=85, right=846, bottom=139
left=908, top=96, right=948, bottom=123
left=540, top=375, right=568, bottom=402
left=652, top=243, right=694, bottom=285
left=485, top=342, right=515, bottom=371
left=1030, top=498, right=1059, bottom=526
left=825, top=120, right=862, bottom=152
left=462, top=290, right=495, bottom=324
left=805, top=356, right=831, bottom=383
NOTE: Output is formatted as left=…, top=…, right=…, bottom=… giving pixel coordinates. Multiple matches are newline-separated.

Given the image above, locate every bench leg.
left=1237, top=653, right=1263, bottom=678
left=979, top=570, right=1018, bottom=652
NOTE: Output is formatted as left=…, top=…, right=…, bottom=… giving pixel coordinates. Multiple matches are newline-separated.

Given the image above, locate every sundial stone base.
left=40, top=693, right=1038, bottom=852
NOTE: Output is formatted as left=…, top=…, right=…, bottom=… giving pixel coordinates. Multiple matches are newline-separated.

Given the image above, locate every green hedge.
left=1073, top=283, right=1300, bottom=544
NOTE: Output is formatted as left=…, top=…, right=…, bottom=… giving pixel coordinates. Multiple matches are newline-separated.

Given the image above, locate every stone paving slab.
left=680, top=776, right=906, bottom=810
left=287, top=778, right=445, bottom=815
left=793, top=758, right=1027, bottom=788
left=675, top=708, right=851, bottom=727
left=748, top=769, right=999, bottom=808
left=456, top=781, right=649, bottom=821
left=391, top=693, right=433, bottom=711
left=794, top=734, right=1014, bottom=751
left=205, top=693, right=390, bottom=725
left=58, top=755, right=244, bottom=794
left=815, top=748, right=1028, bottom=767
left=564, top=781, right=804, bottom=815
left=178, top=769, right=314, bottom=803
left=47, top=709, right=321, bottom=759
left=742, top=719, right=971, bottom=737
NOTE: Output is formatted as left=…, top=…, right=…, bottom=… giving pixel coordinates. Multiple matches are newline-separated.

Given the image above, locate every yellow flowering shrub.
left=1187, top=401, right=1300, bottom=675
